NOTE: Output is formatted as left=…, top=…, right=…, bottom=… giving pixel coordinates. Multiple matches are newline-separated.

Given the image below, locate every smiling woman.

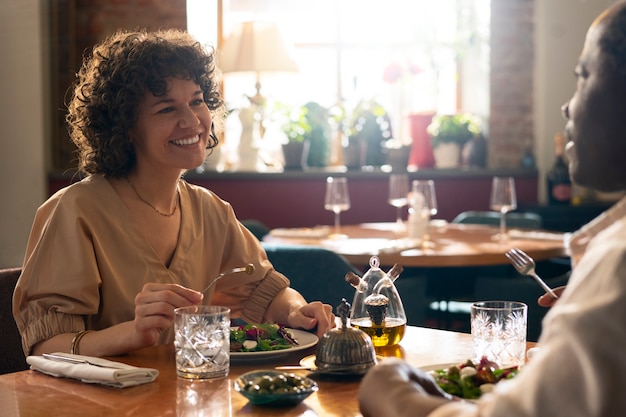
left=13, top=28, right=336, bottom=361
left=65, top=29, right=223, bottom=179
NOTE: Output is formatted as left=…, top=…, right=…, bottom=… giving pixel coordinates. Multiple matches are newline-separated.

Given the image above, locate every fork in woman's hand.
left=201, top=264, right=255, bottom=295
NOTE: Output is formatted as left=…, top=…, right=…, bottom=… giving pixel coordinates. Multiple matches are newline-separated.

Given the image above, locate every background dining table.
left=263, top=222, right=568, bottom=268
left=0, top=326, right=537, bottom=417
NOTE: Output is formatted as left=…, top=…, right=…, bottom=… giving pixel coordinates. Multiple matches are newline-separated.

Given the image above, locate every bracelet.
left=70, top=330, right=94, bottom=355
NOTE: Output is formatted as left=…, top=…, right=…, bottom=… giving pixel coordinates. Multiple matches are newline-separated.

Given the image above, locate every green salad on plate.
left=429, top=357, right=520, bottom=400
left=230, top=323, right=298, bottom=353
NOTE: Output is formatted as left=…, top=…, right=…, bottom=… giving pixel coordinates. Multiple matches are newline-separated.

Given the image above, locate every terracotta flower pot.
left=433, top=143, right=461, bottom=168
left=407, top=112, right=436, bottom=170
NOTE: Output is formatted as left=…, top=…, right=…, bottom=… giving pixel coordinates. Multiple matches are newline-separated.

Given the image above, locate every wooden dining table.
left=263, top=222, right=568, bottom=268
left=0, top=326, right=536, bottom=417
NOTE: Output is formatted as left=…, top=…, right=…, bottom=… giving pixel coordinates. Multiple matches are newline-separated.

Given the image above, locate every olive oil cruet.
left=345, top=256, right=407, bottom=347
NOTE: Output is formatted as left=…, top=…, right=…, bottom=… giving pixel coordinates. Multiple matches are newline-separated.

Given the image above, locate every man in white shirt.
left=358, top=2, right=626, bottom=416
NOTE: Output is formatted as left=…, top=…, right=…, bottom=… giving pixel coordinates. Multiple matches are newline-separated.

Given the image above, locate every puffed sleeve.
left=13, top=189, right=101, bottom=355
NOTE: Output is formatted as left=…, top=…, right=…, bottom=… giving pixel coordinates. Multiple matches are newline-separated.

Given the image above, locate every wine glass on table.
left=388, top=174, right=409, bottom=233
left=410, top=180, right=438, bottom=248
left=324, top=177, right=351, bottom=239
left=490, top=176, right=517, bottom=242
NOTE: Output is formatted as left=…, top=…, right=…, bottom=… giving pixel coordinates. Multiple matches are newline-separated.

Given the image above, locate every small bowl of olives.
left=234, top=370, right=318, bottom=406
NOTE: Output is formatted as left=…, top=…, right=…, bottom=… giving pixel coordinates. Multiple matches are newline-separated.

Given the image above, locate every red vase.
left=407, top=112, right=436, bottom=169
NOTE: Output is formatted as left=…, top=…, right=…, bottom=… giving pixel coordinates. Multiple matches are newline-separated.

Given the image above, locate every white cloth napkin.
left=27, top=352, right=159, bottom=388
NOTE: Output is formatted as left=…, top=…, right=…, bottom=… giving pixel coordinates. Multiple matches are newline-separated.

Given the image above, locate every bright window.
left=188, top=0, right=489, bottom=152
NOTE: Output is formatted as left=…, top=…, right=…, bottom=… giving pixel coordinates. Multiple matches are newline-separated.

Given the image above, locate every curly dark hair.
left=66, top=28, right=225, bottom=177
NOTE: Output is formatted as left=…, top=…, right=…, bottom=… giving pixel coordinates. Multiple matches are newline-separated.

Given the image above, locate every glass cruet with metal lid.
left=345, top=256, right=407, bottom=347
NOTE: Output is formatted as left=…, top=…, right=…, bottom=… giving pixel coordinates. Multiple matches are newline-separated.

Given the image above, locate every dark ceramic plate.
left=234, top=370, right=318, bottom=406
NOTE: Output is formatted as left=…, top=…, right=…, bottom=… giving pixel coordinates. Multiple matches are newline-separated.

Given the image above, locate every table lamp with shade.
left=219, top=21, right=299, bottom=171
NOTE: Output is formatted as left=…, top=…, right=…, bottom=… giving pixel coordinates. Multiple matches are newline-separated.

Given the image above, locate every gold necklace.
left=126, top=177, right=179, bottom=217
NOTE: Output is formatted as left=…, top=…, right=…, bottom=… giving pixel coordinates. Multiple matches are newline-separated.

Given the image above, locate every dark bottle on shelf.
left=546, top=133, right=572, bottom=205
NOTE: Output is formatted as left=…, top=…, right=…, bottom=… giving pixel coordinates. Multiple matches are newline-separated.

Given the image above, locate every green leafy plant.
left=301, top=101, right=331, bottom=167
left=346, top=98, right=392, bottom=166
left=277, top=101, right=331, bottom=167
left=427, top=113, right=481, bottom=149
left=346, top=99, right=390, bottom=140
left=276, top=102, right=311, bottom=143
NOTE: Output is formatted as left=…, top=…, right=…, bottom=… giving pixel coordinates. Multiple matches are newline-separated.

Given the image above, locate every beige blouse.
left=13, top=175, right=289, bottom=355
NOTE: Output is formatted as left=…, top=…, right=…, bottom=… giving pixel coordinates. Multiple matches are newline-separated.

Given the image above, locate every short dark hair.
left=598, top=2, right=626, bottom=81
left=66, top=29, right=224, bottom=177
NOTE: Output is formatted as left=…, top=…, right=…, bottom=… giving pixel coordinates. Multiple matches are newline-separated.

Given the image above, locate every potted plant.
left=300, top=101, right=331, bottom=168
left=345, top=99, right=392, bottom=169
left=279, top=102, right=331, bottom=170
left=280, top=103, right=310, bottom=170
left=427, top=113, right=481, bottom=168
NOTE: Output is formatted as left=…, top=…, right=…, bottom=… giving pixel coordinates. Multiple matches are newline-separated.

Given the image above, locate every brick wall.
left=490, top=0, right=534, bottom=168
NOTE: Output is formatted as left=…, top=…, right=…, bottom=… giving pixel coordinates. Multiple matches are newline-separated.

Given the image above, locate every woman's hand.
left=287, top=301, right=335, bottom=338
left=359, top=359, right=455, bottom=417
left=264, top=288, right=335, bottom=338
left=538, top=286, right=566, bottom=307
left=132, top=283, right=203, bottom=348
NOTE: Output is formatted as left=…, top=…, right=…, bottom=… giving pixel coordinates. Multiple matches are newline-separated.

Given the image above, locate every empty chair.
left=452, top=210, right=543, bottom=229
left=262, top=243, right=361, bottom=306
left=449, top=209, right=545, bottom=293
left=263, top=244, right=429, bottom=326
left=241, top=219, right=271, bottom=241
left=426, top=211, right=555, bottom=331
left=0, top=267, right=28, bottom=374
left=424, top=243, right=572, bottom=335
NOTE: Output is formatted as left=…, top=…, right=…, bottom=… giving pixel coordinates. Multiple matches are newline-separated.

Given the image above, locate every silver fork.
left=201, top=264, right=255, bottom=294
left=505, top=247, right=559, bottom=299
